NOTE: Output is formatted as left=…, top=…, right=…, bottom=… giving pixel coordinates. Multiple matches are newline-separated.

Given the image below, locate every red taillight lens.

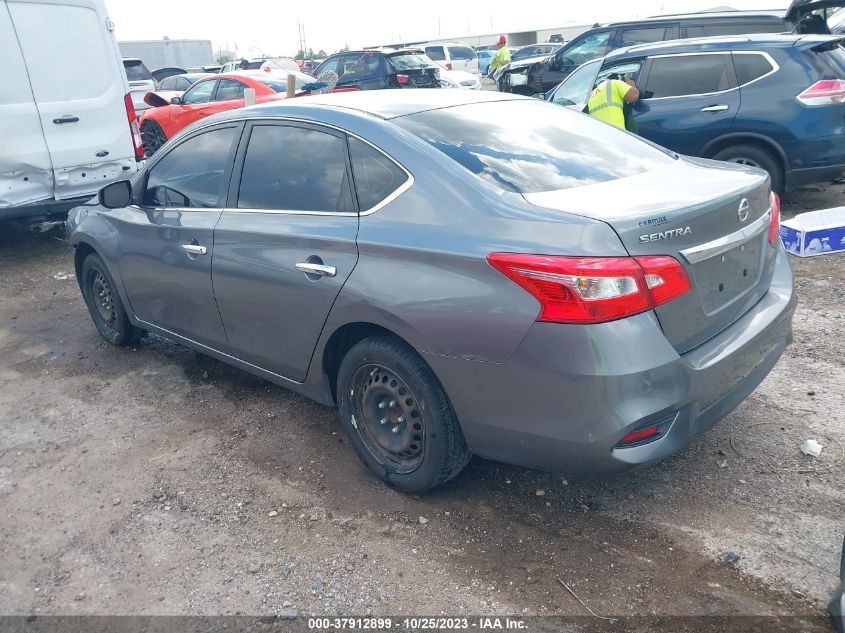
left=620, top=425, right=660, bottom=446
left=124, top=93, right=144, bottom=160
left=486, top=254, right=691, bottom=324
left=396, top=74, right=410, bottom=85
left=796, top=79, right=845, bottom=106
left=768, top=192, right=780, bottom=245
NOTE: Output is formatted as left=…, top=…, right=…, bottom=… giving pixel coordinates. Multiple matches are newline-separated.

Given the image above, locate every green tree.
left=317, top=49, right=327, bottom=58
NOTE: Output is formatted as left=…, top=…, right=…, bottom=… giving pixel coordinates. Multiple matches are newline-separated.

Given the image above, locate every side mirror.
left=171, top=96, right=183, bottom=105
left=99, top=180, right=132, bottom=209
left=532, top=93, right=546, bottom=100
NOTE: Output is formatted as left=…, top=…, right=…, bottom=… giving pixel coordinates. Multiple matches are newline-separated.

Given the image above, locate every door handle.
left=295, top=262, right=337, bottom=277
left=181, top=244, right=207, bottom=256
left=700, top=104, right=729, bottom=113
left=53, top=115, right=80, bottom=124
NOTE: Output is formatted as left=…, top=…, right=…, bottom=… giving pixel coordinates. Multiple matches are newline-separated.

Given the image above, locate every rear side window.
left=349, top=138, right=408, bottom=210
left=425, top=46, right=446, bottom=61
left=448, top=46, right=476, bottom=60
left=619, top=27, right=667, bottom=47
left=237, top=125, right=354, bottom=212
left=215, top=79, right=245, bottom=101
left=124, top=60, right=152, bottom=81
left=733, top=53, right=775, bottom=85
left=644, top=54, right=731, bottom=98
left=394, top=100, right=674, bottom=194
left=143, top=127, right=237, bottom=208
left=701, top=22, right=784, bottom=36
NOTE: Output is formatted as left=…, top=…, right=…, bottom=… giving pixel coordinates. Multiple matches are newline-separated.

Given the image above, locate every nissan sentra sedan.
left=67, top=90, right=795, bottom=493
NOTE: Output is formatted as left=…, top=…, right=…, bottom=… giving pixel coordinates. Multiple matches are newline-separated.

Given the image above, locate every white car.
left=221, top=58, right=300, bottom=73
left=438, top=68, right=481, bottom=90
left=1, top=0, right=142, bottom=221
left=123, top=58, right=156, bottom=116
left=422, top=42, right=480, bottom=73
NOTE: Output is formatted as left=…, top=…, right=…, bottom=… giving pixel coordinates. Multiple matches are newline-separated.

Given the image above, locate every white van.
left=422, top=42, right=480, bottom=73
left=1, top=0, right=143, bottom=222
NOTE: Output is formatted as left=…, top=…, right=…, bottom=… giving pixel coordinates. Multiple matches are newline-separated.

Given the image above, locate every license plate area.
left=692, top=234, right=764, bottom=314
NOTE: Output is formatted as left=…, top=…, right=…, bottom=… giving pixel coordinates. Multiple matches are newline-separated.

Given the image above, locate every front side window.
left=643, top=54, right=731, bottom=98
left=732, top=53, right=775, bottom=85
left=182, top=80, right=216, bottom=104
left=551, top=59, right=601, bottom=105
left=237, top=125, right=354, bottom=212
left=394, top=100, right=674, bottom=194
left=160, top=76, right=177, bottom=90
left=215, top=79, right=246, bottom=101
left=619, top=27, right=667, bottom=47
left=559, top=31, right=612, bottom=67
left=425, top=46, right=446, bottom=61
left=142, top=127, right=237, bottom=208
left=349, top=138, right=409, bottom=210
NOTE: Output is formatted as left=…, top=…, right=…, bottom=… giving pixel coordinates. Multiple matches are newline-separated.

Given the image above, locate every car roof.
left=605, top=33, right=836, bottom=60
left=599, top=10, right=785, bottom=27
left=220, top=89, right=525, bottom=121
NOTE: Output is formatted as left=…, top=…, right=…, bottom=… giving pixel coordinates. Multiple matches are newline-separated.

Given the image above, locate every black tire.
left=80, top=253, right=145, bottom=346
left=336, top=335, right=471, bottom=493
left=140, top=120, right=167, bottom=156
left=712, top=144, right=783, bottom=194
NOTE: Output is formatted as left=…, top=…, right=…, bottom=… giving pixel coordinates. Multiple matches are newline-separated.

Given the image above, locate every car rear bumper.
left=424, top=247, right=795, bottom=476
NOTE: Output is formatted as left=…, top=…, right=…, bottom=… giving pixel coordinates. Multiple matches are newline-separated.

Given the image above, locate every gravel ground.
left=0, top=182, right=842, bottom=626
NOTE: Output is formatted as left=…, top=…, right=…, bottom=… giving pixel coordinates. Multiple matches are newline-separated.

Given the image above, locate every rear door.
left=7, top=0, right=137, bottom=201
left=115, top=123, right=241, bottom=348
left=0, top=0, right=52, bottom=207
left=630, top=52, right=740, bottom=156
left=212, top=121, right=360, bottom=382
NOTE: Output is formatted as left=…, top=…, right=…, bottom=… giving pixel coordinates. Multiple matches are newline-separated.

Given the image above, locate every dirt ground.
left=0, top=182, right=842, bottom=627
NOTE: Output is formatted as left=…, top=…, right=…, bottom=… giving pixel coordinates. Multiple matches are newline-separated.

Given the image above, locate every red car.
left=138, top=71, right=315, bottom=155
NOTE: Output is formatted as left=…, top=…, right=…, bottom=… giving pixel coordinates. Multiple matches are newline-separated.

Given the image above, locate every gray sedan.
left=67, top=90, right=795, bottom=493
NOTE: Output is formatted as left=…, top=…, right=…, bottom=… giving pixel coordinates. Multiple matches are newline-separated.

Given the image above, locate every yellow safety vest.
left=587, top=79, right=629, bottom=130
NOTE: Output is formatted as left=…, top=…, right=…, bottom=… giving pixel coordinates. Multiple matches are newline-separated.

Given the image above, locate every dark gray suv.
left=67, top=91, right=796, bottom=493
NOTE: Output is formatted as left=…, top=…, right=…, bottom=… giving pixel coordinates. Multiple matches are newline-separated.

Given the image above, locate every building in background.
left=372, top=23, right=589, bottom=49
left=118, top=37, right=213, bottom=69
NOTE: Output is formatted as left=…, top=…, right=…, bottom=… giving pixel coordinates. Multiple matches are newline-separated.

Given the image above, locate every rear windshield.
left=448, top=46, right=477, bottom=60
left=388, top=52, right=436, bottom=70
left=816, top=41, right=845, bottom=75
left=393, top=100, right=675, bottom=194
left=123, top=60, right=152, bottom=81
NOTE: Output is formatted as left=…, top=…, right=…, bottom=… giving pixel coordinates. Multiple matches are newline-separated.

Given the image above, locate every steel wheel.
left=726, top=156, right=761, bottom=168
left=142, top=122, right=167, bottom=156
left=91, top=270, right=116, bottom=328
left=349, top=363, right=426, bottom=474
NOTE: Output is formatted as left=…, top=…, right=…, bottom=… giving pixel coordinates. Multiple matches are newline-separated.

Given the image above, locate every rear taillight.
left=124, top=93, right=144, bottom=160
left=487, top=254, right=691, bottom=324
left=768, top=191, right=781, bottom=245
left=796, top=79, right=845, bottom=106
left=396, top=74, right=410, bottom=85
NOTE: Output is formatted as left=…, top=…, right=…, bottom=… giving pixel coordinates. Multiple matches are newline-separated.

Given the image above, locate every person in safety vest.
left=587, top=73, right=640, bottom=130
left=489, top=35, right=510, bottom=73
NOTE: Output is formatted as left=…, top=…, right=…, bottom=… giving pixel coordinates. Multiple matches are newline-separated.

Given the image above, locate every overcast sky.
left=104, top=0, right=788, bottom=57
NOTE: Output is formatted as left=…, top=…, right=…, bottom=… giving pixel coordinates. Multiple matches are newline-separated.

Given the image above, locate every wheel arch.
left=702, top=133, right=788, bottom=175
left=73, top=240, right=97, bottom=291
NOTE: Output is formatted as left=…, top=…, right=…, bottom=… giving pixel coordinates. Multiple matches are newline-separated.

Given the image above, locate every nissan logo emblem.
left=737, top=198, right=750, bottom=223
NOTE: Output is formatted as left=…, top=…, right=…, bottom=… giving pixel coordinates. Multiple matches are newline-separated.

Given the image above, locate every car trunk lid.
left=523, top=157, right=778, bottom=353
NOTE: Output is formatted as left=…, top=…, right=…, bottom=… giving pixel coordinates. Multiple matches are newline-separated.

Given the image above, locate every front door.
left=114, top=123, right=241, bottom=348
left=212, top=121, right=360, bottom=382
left=171, top=79, right=218, bottom=133
left=630, top=53, right=740, bottom=156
